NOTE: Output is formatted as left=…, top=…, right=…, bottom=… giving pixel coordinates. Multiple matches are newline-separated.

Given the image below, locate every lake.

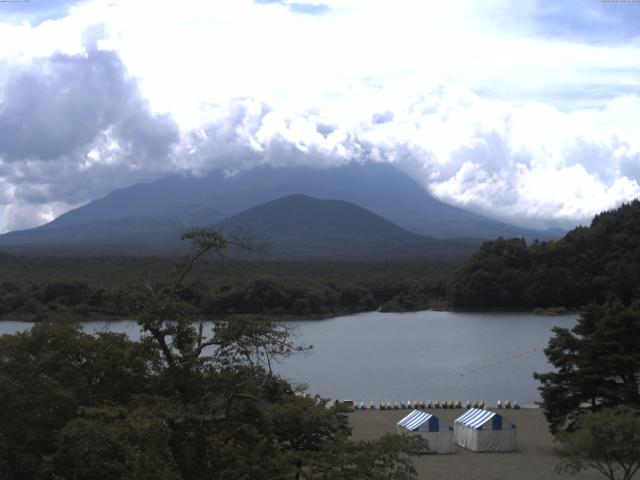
left=0, top=310, right=578, bottom=406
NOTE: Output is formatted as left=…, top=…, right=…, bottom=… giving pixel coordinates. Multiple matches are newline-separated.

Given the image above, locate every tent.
left=453, top=408, right=517, bottom=452
left=396, top=410, right=453, bottom=454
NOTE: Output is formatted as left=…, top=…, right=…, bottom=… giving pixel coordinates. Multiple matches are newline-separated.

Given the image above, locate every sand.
left=348, top=408, right=602, bottom=480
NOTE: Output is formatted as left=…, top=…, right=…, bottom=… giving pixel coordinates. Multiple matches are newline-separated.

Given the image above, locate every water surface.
left=0, top=310, right=577, bottom=406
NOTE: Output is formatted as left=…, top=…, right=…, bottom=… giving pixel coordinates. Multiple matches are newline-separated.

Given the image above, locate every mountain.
left=216, top=194, right=477, bottom=259
left=0, top=194, right=479, bottom=259
left=0, top=162, right=561, bottom=256
left=37, top=162, right=557, bottom=239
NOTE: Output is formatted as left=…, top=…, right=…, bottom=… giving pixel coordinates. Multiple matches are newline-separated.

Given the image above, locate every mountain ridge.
left=0, top=162, right=562, bottom=258
left=35, top=162, right=559, bottom=240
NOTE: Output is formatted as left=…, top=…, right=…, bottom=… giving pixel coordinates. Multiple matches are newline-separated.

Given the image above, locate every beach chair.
left=369, top=401, right=375, bottom=410
left=513, top=401, right=520, bottom=409
left=497, top=400, right=502, bottom=409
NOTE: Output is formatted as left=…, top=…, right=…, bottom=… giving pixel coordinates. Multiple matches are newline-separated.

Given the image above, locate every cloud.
left=512, top=0, right=640, bottom=46
left=0, top=0, right=81, bottom=26
left=0, top=0, right=639, bottom=233
left=253, top=0, right=330, bottom=15
left=173, top=83, right=640, bottom=229
left=0, top=48, right=174, bottom=161
left=287, top=3, right=329, bottom=15
left=0, top=42, right=180, bottom=231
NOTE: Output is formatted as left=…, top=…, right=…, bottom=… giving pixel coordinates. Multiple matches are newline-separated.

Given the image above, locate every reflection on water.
left=0, top=310, right=577, bottom=406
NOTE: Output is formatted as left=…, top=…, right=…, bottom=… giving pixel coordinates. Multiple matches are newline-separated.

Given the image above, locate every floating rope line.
left=458, top=346, right=542, bottom=376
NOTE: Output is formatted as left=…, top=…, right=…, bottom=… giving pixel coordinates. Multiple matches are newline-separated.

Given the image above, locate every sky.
left=0, top=0, right=639, bottom=232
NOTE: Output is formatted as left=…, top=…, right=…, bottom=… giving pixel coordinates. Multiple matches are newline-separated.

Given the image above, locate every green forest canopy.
left=450, top=200, right=640, bottom=309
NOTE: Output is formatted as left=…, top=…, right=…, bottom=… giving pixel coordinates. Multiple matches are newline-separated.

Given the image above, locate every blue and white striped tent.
left=453, top=408, right=517, bottom=452
left=397, top=410, right=453, bottom=454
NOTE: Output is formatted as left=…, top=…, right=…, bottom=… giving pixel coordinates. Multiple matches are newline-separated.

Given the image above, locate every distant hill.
left=450, top=200, right=640, bottom=308
left=0, top=162, right=561, bottom=257
left=0, top=217, right=192, bottom=255
left=216, top=194, right=478, bottom=259
left=0, top=194, right=479, bottom=259
left=35, top=162, right=558, bottom=240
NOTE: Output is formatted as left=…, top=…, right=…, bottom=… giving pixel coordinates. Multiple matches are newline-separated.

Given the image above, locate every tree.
left=0, top=323, right=158, bottom=480
left=47, top=404, right=180, bottom=480
left=534, top=300, right=640, bottom=433
left=556, top=406, right=640, bottom=480
left=0, top=228, right=424, bottom=480
left=303, top=434, right=427, bottom=480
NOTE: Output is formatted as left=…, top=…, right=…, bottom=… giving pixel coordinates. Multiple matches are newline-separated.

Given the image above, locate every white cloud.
left=0, top=0, right=638, bottom=232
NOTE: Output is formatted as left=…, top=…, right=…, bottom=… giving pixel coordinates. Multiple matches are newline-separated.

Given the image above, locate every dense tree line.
left=451, top=200, right=640, bottom=309
left=0, top=230, right=425, bottom=480
left=0, top=274, right=451, bottom=321
left=528, top=202, right=640, bottom=478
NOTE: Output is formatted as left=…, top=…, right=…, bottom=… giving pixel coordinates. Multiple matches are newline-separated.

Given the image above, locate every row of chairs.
left=354, top=400, right=488, bottom=411
left=352, top=400, right=521, bottom=410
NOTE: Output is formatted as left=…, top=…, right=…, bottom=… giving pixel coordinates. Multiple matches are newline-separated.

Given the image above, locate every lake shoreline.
left=0, top=311, right=579, bottom=405
left=0, top=306, right=582, bottom=323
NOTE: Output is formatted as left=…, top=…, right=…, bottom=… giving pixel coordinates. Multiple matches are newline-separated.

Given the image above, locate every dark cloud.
left=372, top=111, right=394, bottom=124
left=0, top=47, right=178, bottom=162
left=0, top=45, right=180, bottom=229
left=315, top=122, right=336, bottom=137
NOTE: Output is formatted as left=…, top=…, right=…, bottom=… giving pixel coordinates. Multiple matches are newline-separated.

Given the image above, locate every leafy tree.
left=451, top=200, right=640, bottom=309
left=0, top=229, right=425, bottom=480
left=303, top=434, right=427, bottom=480
left=0, top=324, right=158, bottom=480
left=535, top=300, right=640, bottom=433
left=47, top=404, right=180, bottom=480
left=556, top=406, right=640, bottom=480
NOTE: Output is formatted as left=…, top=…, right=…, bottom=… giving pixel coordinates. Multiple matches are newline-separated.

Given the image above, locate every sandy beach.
left=349, top=408, right=602, bottom=480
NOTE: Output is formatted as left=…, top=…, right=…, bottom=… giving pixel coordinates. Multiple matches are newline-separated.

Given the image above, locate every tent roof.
left=455, top=408, right=498, bottom=429
left=397, top=410, right=434, bottom=431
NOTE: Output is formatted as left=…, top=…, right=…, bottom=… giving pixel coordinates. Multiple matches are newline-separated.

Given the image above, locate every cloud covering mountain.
left=0, top=0, right=638, bottom=233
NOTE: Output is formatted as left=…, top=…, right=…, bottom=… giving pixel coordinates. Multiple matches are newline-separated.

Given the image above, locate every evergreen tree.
left=535, top=300, right=640, bottom=433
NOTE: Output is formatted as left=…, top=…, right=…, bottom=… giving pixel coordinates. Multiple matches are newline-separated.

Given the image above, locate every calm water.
left=0, top=310, right=578, bottom=406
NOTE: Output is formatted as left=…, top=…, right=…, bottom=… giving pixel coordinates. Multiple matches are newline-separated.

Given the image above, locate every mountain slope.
left=216, top=194, right=477, bottom=259
left=0, top=194, right=479, bottom=259
left=37, top=162, right=558, bottom=240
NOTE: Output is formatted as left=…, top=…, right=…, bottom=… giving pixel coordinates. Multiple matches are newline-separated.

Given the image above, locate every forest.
left=1, top=203, right=640, bottom=479
left=0, top=255, right=454, bottom=321
left=1, top=201, right=639, bottom=321
left=0, top=231, right=426, bottom=480
left=450, top=200, right=640, bottom=310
